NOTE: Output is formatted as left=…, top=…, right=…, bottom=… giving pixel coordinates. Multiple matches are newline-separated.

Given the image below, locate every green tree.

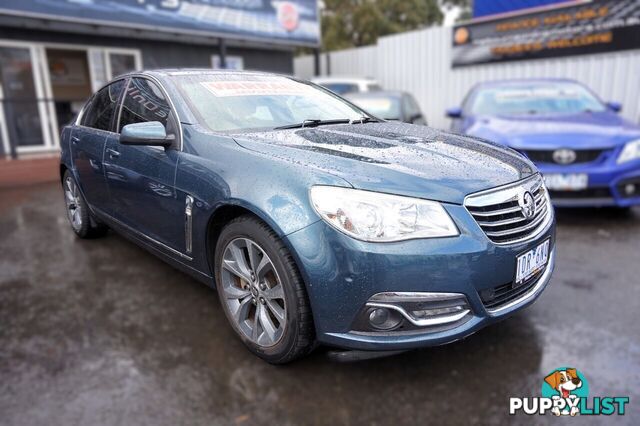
left=321, top=0, right=444, bottom=51
left=440, top=0, right=472, bottom=22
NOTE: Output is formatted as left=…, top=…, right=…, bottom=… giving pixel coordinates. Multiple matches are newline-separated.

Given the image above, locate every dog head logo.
left=545, top=368, right=582, bottom=398
left=541, top=367, right=589, bottom=416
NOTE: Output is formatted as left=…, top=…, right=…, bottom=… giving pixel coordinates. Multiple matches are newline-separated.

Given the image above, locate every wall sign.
left=453, top=0, right=640, bottom=67
left=0, top=0, right=320, bottom=47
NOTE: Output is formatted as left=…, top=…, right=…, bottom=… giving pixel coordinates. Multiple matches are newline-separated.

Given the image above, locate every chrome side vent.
left=185, top=195, right=194, bottom=253
left=465, top=174, right=552, bottom=245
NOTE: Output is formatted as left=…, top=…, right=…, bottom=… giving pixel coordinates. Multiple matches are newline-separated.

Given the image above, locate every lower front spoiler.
left=326, top=349, right=409, bottom=362
left=319, top=248, right=556, bottom=352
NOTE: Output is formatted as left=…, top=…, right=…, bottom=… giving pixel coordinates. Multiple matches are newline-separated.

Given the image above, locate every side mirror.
left=446, top=107, right=463, bottom=118
left=120, top=121, right=174, bottom=147
left=606, top=101, right=622, bottom=113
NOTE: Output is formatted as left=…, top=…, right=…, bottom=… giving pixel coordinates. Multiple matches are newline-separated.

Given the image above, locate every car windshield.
left=470, top=82, right=606, bottom=116
left=348, top=96, right=401, bottom=120
left=173, top=74, right=367, bottom=132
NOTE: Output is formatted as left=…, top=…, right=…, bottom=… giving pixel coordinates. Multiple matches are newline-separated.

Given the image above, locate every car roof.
left=118, top=68, right=293, bottom=80
left=473, top=78, right=582, bottom=89
left=346, top=90, right=406, bottom=99
left=151, top=68, right=273, bottom=76
left=311, top=76, right=378, bottom=84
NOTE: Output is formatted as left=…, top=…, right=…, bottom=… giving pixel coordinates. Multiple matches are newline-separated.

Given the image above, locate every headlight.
left=617, top=139, right=640, bottom=164
left=310, top=186, right=459, bottom=242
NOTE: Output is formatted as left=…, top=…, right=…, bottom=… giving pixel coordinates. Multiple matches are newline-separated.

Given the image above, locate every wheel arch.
left=203, top=200, right=315, bottom=301
left=60, top=163, right=68, bottom=182
left=204, top=201, right=293, bottom=283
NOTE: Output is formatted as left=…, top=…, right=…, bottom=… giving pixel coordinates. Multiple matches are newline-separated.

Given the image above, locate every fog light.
left=368, top=308, right=402, bottom=330
left=625, top=183, right=636, bottom=196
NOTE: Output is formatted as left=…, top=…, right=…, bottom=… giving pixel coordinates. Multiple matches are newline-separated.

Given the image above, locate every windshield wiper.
left=274, top=119, right=351, bottom=130
left=349, top=116, right=381, bottom=124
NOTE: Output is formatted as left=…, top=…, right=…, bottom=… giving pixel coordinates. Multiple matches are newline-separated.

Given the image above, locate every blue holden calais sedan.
left=60, top=70, right=555, bottom=363
left=447, top=79, right=640, bottom=208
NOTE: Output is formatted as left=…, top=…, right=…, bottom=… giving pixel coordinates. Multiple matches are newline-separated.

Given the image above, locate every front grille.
left=523, top=149, right=604, bottom=164
left=549, top=187, right=611, bottom=199
left=479, top=269, right=544, bottom=310
left=465, top=175, right=552, bottom=245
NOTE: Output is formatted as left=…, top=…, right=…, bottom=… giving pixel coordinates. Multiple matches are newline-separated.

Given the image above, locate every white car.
left=311, top=76, right=382, bottom=95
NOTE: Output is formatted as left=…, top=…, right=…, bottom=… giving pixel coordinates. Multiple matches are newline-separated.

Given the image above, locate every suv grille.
left=465, top=175, right=552, bottom=244
left=523, top=149, right=604, bottom=164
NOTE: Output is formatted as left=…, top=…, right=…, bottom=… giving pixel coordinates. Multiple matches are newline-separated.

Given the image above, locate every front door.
left=104, top=77, right=185, bottom=253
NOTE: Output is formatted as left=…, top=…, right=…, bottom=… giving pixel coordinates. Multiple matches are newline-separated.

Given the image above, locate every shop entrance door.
left=0, top=41, right=141, bottom=158
left=45, top=48, right=93, bottom=133
left=0, top=45, right=49, bottom=158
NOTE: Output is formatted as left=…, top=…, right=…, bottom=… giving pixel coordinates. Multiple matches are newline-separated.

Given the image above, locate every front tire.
left=62, top=170, right=108, bottom=239
left=214, top=215, right=315, bottom=364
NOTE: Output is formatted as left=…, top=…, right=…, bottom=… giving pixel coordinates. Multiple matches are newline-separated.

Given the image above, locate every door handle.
left=71, top=136, right=80, bottom=145
left=107, top=148, right=120, bottom=159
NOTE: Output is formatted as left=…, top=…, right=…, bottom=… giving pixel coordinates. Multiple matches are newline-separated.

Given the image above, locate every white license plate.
left=543, top=173, right=588, bottom=191
left=515, top=240, right=550, bottom=285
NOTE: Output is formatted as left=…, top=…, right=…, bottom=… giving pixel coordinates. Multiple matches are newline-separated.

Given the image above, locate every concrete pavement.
left=1, top=183, right=638, bottom=425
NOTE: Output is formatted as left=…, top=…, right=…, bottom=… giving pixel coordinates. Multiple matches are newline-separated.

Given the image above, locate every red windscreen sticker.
left=200, top=80, right=314, bottom=97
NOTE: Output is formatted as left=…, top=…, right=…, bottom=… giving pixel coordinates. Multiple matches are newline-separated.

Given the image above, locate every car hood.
left=465, top=111, right=640, bottom=150
left=232, top=122, right=535, bottom=204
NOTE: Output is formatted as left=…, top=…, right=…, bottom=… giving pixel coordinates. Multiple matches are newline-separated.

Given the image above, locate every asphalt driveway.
left=1, top=183, right=638, bottom=425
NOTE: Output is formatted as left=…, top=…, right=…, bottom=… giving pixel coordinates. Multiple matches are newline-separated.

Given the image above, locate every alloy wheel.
left=220, top=238, right=287, bottom=347
left=64, top=176, right=83, bottom=231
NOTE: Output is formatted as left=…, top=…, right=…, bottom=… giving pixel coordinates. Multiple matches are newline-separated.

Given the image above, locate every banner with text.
left=453, top=0, right=640, bottom=67
left=0, top=0, right=320, bottom=47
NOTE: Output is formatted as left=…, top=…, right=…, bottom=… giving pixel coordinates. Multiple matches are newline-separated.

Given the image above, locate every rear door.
left=71, top=79, right=126, bottom=213
left=104, top=76, right=184, bottom=251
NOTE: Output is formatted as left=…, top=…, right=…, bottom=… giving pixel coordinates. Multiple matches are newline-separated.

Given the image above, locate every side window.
left=118, top=77, right=174, bottom=135
left=81, top=79, right=125, bottom=131
left=405, top=95, right=420, bottom=117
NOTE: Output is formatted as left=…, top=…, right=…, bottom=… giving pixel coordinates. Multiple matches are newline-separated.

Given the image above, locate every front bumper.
left=284, top=204, right=556, bottom=351
left=537, top=160, right=640, bottom=208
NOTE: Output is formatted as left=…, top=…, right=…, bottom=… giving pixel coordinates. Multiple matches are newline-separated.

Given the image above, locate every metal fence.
left=294, top=26, right=640, bottom=130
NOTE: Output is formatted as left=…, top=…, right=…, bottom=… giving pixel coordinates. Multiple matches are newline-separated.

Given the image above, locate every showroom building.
left=0, top=0, right=319, bottom=158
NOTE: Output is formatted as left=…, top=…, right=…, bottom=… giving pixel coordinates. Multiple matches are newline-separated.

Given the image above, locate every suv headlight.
left=310, top=186, right=459, bottom=242
left=618, top=139, right=640, bottom=164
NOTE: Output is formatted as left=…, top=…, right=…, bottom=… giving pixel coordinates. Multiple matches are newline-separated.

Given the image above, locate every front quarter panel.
left=177, top=125, right=353, bottom=276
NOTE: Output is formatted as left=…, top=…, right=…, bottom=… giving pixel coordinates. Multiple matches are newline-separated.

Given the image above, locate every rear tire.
left=62, top=170, right=108, bottom=239
left=214, top=215, right=315, bottom=364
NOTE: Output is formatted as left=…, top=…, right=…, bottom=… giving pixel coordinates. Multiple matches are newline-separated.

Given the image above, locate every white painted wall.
left=295, top=26, right=640, bottom=130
